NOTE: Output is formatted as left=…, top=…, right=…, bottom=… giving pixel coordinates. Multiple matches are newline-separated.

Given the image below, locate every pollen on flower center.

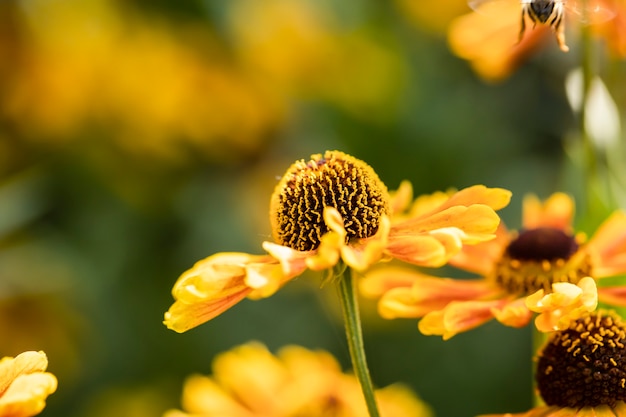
left=536, top=310, right=626, bottom=409
left=493, top=227, right=592, bottom=295
left=269, top=150, right=390, bottom=251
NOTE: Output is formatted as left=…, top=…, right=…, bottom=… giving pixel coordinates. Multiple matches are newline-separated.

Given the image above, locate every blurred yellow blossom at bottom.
left=0, top=351, right=57, bottom=417
left=165, top=342, right=432, bottom=417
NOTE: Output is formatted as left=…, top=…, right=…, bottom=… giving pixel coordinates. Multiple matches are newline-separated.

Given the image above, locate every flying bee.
left=468, top=0, right=615, bottom=52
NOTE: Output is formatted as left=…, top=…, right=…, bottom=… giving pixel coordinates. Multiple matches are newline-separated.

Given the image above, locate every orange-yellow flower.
left=448, top=0, right=552, bottom=82
left=361, top=192, right=626, bottom=339
left=164, top=150, right=511, bottom=332
left=163, top=342, right=433, bottom=417
left=480, top=309, right=626, bottom=417
left=0, top=351, right=57, bottom=417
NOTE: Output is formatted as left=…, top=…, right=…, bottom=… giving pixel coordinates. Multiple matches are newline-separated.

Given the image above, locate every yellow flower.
left=164, top=342, right=433, bottom=417
left=361, top=192, right=626, bottom=339
left=480, top=309, right=626, bottom=417
left=0, top=351, right=57, bottom=417
left=164, top=150, right=511, bottom=332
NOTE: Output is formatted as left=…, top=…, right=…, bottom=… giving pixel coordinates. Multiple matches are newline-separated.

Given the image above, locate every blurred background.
left=1, top=0, right=625, bottom=416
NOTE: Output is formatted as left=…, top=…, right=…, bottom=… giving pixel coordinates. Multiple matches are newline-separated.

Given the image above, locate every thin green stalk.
left=578, top=0, right=599, bottom=208
left=337, top=266, right=381, bottom=417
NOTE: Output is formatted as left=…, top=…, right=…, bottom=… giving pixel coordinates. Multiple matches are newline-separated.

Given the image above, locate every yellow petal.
left=526, top=277, right=598, bottom=332
left=0, top=351, right=49, bottom=394
left=0, top=372, right=57, bottom=417
left=164, top=291, right=251, bottom=333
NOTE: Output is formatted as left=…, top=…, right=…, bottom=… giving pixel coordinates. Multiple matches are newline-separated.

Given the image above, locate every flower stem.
left=337, top=266, right=381, bottom=417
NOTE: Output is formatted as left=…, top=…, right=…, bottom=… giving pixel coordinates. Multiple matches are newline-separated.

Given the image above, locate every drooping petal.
left=491, top=297, right=533, bottom=328
left=449, top=223, right=509, bottom=275
left=341, top=215, right=389, bottom=271
left=526, top=277, right=598, bottom=332
left=587, top=211, right=626, bottom=277
left=165, top=251, right=307, bottom=332
left=419, top=299, right=508, bottom=340
left=361, top=266, right=500, bottom=317
left=164, top=291, right=252, bottom=333
left=598, top=286, right=626, bottom=307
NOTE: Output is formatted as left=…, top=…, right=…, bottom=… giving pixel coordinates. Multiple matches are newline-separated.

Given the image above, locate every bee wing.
left=565, top=0, right=615, bottom=24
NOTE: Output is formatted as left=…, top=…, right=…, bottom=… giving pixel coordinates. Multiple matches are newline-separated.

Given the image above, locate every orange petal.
left=376, top=273, right=499, bottom=319
left=436, top=185, right=512, bottom=212
left=419, top=299, right=506, bottom=339
left=522, top=193, right=575, bottom=231
left=360, top=267, right=436, bottom=298
left=164, top=290, right=252, bottom=333
left=385, top=234, right=447, bottom=267
left=491, top=297, right=533, bottom=328
left=588, top=211, right=626, bottom=277
left=341, top=215, right=389, bottom=271
left=449, top=223, right=509, bottom=275
left=598, top=286, right=626, bottom=307
left=392, top=204, right=502, bottom=238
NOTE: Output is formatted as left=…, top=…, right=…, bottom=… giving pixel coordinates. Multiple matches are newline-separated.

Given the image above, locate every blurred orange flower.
left=448, top=0, right=551, bottom=82
left=0, top=351, right=57, bottom=417
left=361, top=192, right=626, bottom=338
left=164, top=151, right=510, bottom=332
left=164, top=342, right=433, bottom=417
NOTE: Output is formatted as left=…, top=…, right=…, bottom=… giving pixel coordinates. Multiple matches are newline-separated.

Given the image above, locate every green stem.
left=580, top=21, right=597, bottom=180
left=337, top=266, right=381, bottom=417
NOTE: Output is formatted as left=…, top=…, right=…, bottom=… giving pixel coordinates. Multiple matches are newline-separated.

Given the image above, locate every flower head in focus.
left=0, top=351, right=57, bottom=417
left=163, top=342, right=433, bottom=417
left=480, top=309, right=626, bottom=417
left=361, top=192, right=626, bottom=339
left=164, top=150, right=511, bottom=332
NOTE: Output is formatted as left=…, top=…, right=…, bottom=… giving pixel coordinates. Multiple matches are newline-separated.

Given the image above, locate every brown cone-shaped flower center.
left=269, top=150, right=390, bottom=251
left=536, top=310, right=626, bottom=409
left=493, top=227, right=592, bottom=295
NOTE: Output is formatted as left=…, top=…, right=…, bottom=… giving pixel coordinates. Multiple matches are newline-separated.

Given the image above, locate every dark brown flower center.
left=536, top=310, right=626, bottom=409
left=507, top=228, right=579, bottom=261
left=269, top=150, right=389, bottom=251
left=493, top=227, right=591, bottom=295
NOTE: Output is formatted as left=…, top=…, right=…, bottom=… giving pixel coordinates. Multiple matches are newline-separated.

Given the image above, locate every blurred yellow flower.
left=164, top=150, right=510, bottom=332
left=164, top=342, right=433, bottom=417
left=3, top=0, right=282, bottom=161
left=226, top=0, right=406, bottom=120
left=0, top=351, right=57, bottom=417
left=361, top=193, right=626, bottom=339
left=480, top=309, right=626, bottom=417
